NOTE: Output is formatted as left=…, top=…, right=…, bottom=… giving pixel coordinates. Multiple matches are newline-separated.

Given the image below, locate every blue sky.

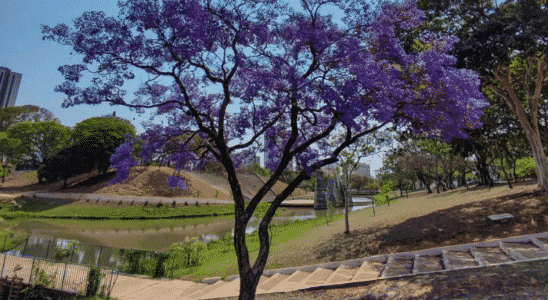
left=1, top=0, right=500, bottom=177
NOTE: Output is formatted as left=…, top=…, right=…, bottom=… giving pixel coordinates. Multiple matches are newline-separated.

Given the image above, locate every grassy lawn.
left=0, top=202, right=235, bottom=220
left=173, top=181, right=541, bottom=282
left=0, top=229, right=26, bottom=251
left=173, top=212, right=347, bottom=282
left=28, top=214, right=235, bottom=232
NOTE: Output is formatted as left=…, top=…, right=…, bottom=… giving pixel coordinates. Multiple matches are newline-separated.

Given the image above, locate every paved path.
left=0, top=190, right=321, bottom=207
left=102, top=231, right=548, bottom=299
left=2, top=231, right=542, bottom=300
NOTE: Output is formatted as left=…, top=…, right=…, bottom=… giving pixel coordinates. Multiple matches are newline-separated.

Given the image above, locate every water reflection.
left=8, top=198, right=374, bottom=266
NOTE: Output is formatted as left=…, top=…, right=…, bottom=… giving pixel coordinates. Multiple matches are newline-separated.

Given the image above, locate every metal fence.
left=0, top=252, right=118, bottom=297
left=3, top=235, right=181, bottom=281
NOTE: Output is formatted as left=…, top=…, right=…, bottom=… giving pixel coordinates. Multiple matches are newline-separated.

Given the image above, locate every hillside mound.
left=0, top=166, right=307, bottom=200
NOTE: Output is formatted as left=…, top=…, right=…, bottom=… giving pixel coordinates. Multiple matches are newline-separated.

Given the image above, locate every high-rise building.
left=0, top=67, right=22, bottom=108
left=354, top=163, right=371, bottom=178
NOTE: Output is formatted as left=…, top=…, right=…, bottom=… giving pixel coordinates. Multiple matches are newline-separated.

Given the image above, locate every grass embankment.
left=0, top=230, right=26, bottom=252
left=0, top=201, right=235, bottom=220
left=175, top=181, right=542, bottom=282
left=173, top=209, right=350, bottom=283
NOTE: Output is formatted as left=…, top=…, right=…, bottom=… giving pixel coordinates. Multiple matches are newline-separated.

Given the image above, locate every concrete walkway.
left=107, top=231, right=548, bottom=299
left=0, top=190, right=321, bottom=207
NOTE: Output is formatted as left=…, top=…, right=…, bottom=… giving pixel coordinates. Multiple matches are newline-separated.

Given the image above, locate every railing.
left=3, top=235, right=186, bottom=282
left=0, top=253, right=118, bottom=297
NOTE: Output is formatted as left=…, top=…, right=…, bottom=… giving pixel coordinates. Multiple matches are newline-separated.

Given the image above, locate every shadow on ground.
left=315, top=183, right=548, bottom=261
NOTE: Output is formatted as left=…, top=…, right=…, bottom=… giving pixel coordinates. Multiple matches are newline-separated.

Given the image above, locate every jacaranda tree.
left=41, top=0, right=488, bottom=298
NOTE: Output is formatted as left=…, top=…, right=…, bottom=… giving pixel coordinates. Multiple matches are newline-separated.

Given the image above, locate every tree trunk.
left=499, top=152, right=513, bottom=189
left=234, top=206, right=262, bottom=300
left=526, top=130, right=548, bottom=191
left=341, top=168, right=350, bottom=235
left=459, top=166, right=466, bottom=187
left=417, top=173, right=432, bottom=194
left=489, top=61, right=548, bottom=191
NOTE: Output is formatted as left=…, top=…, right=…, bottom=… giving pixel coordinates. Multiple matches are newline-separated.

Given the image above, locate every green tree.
left=38, top=143, right=108, bottom=188
left=72, top=116, right=137, bottom=174
left=327, top=130, right=392, bottom=234
left=452, top=0, right=548, bottom=191
left=5, top=121, right=73, bottom=167
left=0, top=105, right=59, bottom=133
left=0, top=132, right=26, bottom=182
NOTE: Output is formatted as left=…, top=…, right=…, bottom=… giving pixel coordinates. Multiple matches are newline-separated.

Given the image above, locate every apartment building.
left=0, top=67, right=22, bottom=108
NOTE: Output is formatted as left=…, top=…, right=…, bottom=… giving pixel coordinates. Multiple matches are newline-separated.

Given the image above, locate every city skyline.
left=0, top=67, right=22, bottom=108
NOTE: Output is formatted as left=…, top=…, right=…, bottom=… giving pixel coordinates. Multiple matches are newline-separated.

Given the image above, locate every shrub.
left=21, top=260, right=56, bottom=300
left=252, top=163, right=271, bottom=177
left=168, top=237, right=207, bottom=269
left=54, top=242, right=79, bottom=262
left=156, top=201, right=164, bottom=208
left=515, top=156, right=537, bottom=180
left=85, top=266, right=104, bottom=297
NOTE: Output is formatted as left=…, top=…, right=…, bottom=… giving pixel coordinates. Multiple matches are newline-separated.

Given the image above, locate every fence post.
left=0, top=253, right=6, bottom=278
left=97, top=246, right=103, bottom=267
left=21, top=237, right=29, bottom=257
left=45, top=240, right=51, bottom=260
left=69, top=243, right=75, bottom=264
left=29, top=258, right=36, bottom=284
left=60, top=243, right=76, bottom=292
left=60, top=260, right=68, bottom=292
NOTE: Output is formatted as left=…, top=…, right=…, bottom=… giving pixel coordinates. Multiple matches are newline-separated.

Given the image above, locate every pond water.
left=6, top=198, right=374, bottom=268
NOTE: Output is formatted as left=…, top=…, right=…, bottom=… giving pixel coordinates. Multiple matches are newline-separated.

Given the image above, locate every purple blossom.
left=45, top=0, right=488, bottom=229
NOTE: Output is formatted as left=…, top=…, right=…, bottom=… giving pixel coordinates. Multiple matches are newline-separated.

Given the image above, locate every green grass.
left=0, top=203, right=235, bottom=220
left=171, top=209, right=347, bottom=282
left=31, top=214, right=235, bottom=231
left=0, top=230, right=26, bottom=251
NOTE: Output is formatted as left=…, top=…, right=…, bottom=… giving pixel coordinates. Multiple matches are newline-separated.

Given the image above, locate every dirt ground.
left=0, top=166, right=307, bottom=200
left=256, top=181, right=548, bottom=299
left=314, top=183, right=548, bottom=261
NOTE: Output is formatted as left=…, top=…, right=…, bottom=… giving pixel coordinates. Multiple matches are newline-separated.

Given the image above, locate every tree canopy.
left=41, top=0, right=488, bottom=298
left=4, top=121, right=73, bottom=167
left=72, top=116, right=137, bottom=174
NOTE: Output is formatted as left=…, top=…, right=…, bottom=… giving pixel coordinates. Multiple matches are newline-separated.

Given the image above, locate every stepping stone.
left=413, top=254, right=443, bottom=274
left=502, top=242, right=548, bottom=260
left=472, top=247, right=512, bottom=265
left=381, top=257, right=413, bottom=278
left=268, top=270, right=312, bottom=292
left=443, top=250, right=479, bottom=270
left=324, top=266, right=359, bottom=284
left=351, top=261, right=383, bottom=282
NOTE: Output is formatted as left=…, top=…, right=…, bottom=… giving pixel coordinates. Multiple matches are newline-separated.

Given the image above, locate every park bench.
left=487, top=213, right=515, bottom=223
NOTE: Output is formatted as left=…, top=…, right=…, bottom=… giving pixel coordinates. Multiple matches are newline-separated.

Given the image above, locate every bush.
left=21, top=260, right=56, bottom=300
left=515, top=156, right=537, bottom=180
left=252, top=163, right=271, bottom=177
left=85, top=266, right=104, bottom=297
left=168, top=237, right=208, bottom=269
